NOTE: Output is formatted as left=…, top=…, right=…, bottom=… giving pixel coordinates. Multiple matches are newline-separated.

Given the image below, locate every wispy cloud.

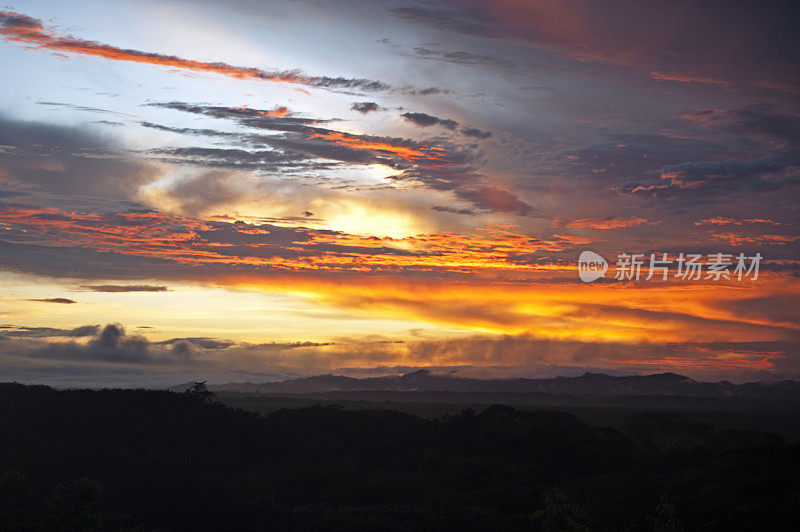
left=0, top=10, right=391, bottom=92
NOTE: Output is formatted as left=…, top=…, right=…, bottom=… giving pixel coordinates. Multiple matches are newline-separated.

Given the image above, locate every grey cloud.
left=148, top=102, right=326, bottom=127
left=390, top=1, right=800, bottom=92
left=391, top=5, right=496, bottom=38
left=0, top=116, right=162, bottom=200
left=0, top=325, right=99, bottom=338
left=401, top=111, right=490, bottom=139
left=36, top=100, right=133, bottom=118
left=727, top=106, right=800, bottom=146
left=687, top=105, right=800, bottom=147
left=0, top=322, right=336, bottom=376
left=567, top=133, right=729, bottom=182
left=28, top=324, right=154, bottom=363
left=413, top=46, right=513, bottom=68
left=401, top=112, right=458, bottom=130
left=0, top=190, right=29, bottom=198
left=150, top=146, right=325, bottom=172
left=26, top=298, right=76, bottom=304
left=145, top=104, right=442, bottom=167
left=665, top=159, right=785, bottom=184
left=23, top=324, right=194, bottom=364
left=351, top=102, right=381, bottom=113
left=143, top=104, right=505, bottom=214
left=455, top=187, right=535, bottom=216
left=81, top=285, right=169, bottom=292
left=432, top=205, right=476, bottom=215
left=304, top=76, right=390, bottom=92
left=460, top=127, right=492, bottom=139
left=153, top=169, right=255, bottom=217
left=624, top=154, right=798, bottom=196
left=157, top=337, right=235, bottom=350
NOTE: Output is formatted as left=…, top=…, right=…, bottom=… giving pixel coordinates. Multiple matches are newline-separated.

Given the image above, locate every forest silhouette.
left=1, top=382, right=799, bottom=530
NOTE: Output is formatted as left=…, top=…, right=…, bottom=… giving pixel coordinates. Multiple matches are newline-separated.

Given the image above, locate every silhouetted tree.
left=185, top=381, right=214, bottom=403
left=47, top=478, right=103, bottom=531
left=534, top=489, right=590, bottom=532
left=647, top=494, right=683, bottom=531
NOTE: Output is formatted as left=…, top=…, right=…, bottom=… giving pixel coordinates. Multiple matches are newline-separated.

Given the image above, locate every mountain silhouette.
left=180, top=371, right=800, bottom=397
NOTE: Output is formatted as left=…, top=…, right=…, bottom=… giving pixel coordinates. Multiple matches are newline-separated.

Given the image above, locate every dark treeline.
left=1, top=382, right=799, bottom=531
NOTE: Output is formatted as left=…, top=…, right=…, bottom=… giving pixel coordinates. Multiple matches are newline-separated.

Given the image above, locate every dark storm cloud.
left=81, top=285, right=169, bottom=292
left=401, top=112, right=458, bottom=130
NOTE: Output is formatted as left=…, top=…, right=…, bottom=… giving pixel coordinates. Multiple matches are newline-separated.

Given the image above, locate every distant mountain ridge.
left=180, top=370, right=800, bottom=397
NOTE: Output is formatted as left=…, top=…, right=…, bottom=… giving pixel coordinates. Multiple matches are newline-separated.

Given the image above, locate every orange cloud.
left=695, top=217, right=781, bottom=226
left=306, top=130, right=444, bottom=161
left=650, top=71, right=732, bottom=86
left=0, top=206, right=581, bottom=274
left=710, top=232, right=800, bottom=246
left=1, top=205, right=797, bottom=364
left=0, top=11, right=387, bottom=91
left=599, top=354, right=777, bottom=372
left=558, top=217, right=659, bottom=229
left=221, top=271, right=799, bottom=349
left=231, top=105, right=290, bottom=118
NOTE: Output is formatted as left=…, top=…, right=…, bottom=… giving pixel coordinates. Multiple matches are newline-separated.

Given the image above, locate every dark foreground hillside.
left=1, top=383, right=799, bottom=531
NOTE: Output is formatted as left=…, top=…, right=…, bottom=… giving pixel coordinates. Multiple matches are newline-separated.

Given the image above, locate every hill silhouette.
left=186, top=370, right=800, bottom=397
left=2, top=382, right=800, bottom=530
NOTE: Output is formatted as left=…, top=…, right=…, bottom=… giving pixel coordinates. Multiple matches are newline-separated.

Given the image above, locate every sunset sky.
left=0, top=0, right=798, bottom=386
